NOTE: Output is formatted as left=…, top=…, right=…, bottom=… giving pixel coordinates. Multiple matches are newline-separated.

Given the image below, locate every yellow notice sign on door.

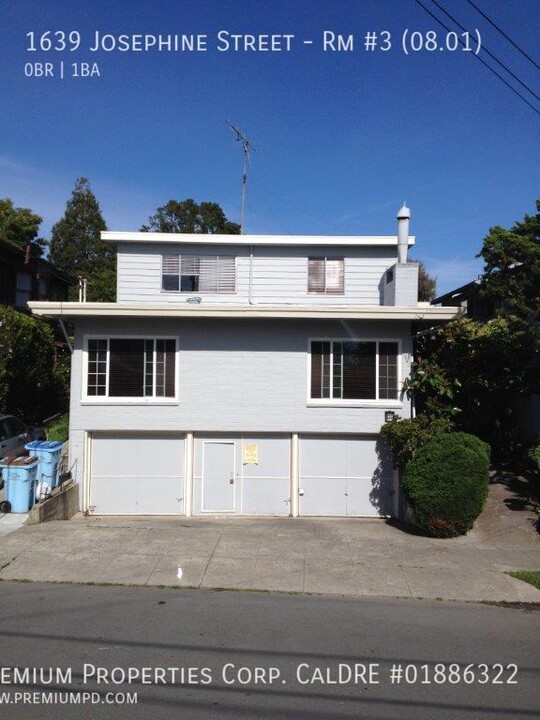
left=243, top=443, right=259, bottom=465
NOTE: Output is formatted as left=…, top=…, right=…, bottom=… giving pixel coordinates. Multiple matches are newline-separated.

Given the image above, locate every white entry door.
left=201, top=441, right=236, bottom=513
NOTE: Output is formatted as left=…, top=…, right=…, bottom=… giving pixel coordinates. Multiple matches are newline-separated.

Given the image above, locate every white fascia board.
left=102, top=231, right=416, bottom=247
left=29, top=301, right=461, bottom=321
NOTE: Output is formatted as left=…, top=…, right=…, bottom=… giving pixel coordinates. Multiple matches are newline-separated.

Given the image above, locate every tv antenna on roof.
left=226, top=120, right=253, bottom=234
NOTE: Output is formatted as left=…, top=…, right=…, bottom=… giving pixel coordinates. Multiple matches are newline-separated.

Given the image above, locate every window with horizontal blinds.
left=86, top=338, right=176, bottom=398
left=308, top=257, right=344, bottom=294
left=109, top=339, right=145, bottom=396
left=162, top=255, right=180, bottom=291
left=161, top=254, right=236, bottom=293
left=310, top=340, right=399, bottom=400
left=342, top=342, right=376, bottom=399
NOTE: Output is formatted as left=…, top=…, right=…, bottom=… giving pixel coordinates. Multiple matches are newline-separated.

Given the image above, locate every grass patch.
left=46, top=414, right=69, bottom=443
left=508, top=570, right=540, bottom=591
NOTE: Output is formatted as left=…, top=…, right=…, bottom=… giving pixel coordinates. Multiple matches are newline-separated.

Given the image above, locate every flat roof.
left=29, top=301, right=460, bottom=321
left=102, top=232, right=415, bottom=247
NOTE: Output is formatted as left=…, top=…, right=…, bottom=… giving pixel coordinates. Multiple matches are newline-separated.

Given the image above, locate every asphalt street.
left=0, top=582, right=538, bottom=720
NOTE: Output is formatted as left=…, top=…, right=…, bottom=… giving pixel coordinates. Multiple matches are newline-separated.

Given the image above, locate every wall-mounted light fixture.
left=385, top=411, right=396, bottom=423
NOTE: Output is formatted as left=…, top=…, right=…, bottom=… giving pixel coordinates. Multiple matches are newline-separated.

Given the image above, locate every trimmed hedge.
left=402, top=432, right=490, bottom=537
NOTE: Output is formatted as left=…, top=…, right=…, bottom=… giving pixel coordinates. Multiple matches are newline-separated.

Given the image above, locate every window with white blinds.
left=162, top=254, right=236, bottom=293
left=308, top=257, right=344, bottom=294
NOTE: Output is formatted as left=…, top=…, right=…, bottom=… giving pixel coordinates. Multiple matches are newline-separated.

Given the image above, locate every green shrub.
left=528, top=445, right=540, bottom=472
left=380, top=415, right=455, bottom=472
left=402, top=432, right=490, bottom=537
left=46, top=413, right=69, bottom=443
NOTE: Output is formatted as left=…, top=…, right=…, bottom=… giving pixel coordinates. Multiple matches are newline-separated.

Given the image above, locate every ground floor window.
left=86, top=338, right=176, bottom=398
left=310, top=340, right=399, bottom=400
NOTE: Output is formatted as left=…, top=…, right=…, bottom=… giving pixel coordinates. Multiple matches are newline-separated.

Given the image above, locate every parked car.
left=0, top=414, right=46, bottom=486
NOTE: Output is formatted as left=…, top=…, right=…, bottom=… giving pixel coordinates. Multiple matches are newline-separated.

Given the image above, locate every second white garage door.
left=299, top=436, right=394, bottom=517
left=90, top=434, right=185, bottom=515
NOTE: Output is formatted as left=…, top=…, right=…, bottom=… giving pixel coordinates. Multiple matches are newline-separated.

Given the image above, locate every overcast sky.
left=1, top=0, right=539, bottom=294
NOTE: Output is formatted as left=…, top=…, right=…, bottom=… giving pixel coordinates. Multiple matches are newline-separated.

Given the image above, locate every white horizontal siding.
left=116, top=243, right=397, bottom=305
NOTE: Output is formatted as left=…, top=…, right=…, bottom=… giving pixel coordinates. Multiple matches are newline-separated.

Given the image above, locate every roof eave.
left=101, top=231, right=415, bottom=247
left=28, top=301, right=462, bottom=321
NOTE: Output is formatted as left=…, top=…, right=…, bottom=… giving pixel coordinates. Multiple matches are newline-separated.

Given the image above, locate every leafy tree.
left=414, top=259, right=436, bottom=302
left=402, top=200, right=540, bottom=461
left=49, top=178, right=115, bottom=301
left=0, top=198, right=46, bottom=257
left=0, top=307, right=66, bottom=424
left=141, top=198, right=240, bottom=234
left=478, top=199, right=540, bottom=320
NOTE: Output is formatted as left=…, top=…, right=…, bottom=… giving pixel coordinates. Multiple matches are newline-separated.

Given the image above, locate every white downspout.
left=248, top=245, right=254, bottom=304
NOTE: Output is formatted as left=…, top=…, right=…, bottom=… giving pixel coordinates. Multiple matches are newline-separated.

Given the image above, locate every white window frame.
left=306, top=337, right=403, bottom=407
left=82, top=335, right=179, bottom=404
left=160, top=254, right=237, bottom=294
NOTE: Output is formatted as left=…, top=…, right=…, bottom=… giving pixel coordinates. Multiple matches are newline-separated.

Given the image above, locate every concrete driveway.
left=0, top=501, right=539, bottom=603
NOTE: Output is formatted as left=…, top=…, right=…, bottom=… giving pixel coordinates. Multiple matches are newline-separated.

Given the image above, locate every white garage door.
left=193, top=435, right=290, bottom=515
left=90, top=434, right=185, bottom=514
left=299, top=436, right=394, bottom=517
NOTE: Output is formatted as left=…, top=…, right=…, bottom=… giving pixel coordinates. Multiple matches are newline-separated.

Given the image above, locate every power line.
left=465, top=0, right=540, bottom=72
left=413, top=0, right=540, bottom=118
left=428, top=0, right=540, bottom=103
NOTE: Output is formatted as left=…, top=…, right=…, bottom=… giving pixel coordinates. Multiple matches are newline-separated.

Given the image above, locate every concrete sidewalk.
left=0, top=511, right=539, bottom=603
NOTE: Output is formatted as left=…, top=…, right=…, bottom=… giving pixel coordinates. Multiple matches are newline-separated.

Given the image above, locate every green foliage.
left=0, top=306, right=66, bottom=424
left=46, top=413, right=69, bottom=442
left=406, top=316, right=540, bottom=458
left=380, top=415, right=454, bottom=471
left=0, top=198, right=45, bottom=257
left=141, top=198, right=241, bottom=234
left=405, top=200, right=540, bottom=463
left=478, top=199, right=540, bottom=320
left=402, top=432, right=490, bottom=537
left=528, top=445, right=540, bottom=472
left=49, top=177, right=115, bottom=301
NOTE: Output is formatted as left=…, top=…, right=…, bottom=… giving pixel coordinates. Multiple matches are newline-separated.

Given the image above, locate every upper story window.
left=86, top=338, right=176, bottom=399
left=162, top=255, right=236, bottom=293
left=308, top=257, right=344, bottom=294
left=16, top=272, right=32, bottom=308
left=38, top=275, right=49, bottom=300
left=310, top=340, right=399, bottom=401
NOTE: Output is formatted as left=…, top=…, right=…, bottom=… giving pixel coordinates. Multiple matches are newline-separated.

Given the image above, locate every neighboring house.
left=433, top=279, right=498, bottom=321
left=0, top=237, right=72, bottom=309
left=29, top=205, right=459, bottom=518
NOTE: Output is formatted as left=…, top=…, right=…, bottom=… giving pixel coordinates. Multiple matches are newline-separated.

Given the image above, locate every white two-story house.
left=30, top=206, right=459, bottom=518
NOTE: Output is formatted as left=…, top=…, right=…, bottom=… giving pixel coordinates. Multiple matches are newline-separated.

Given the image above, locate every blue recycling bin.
left=25, top=441, right=64, bottom=496
left=0, top=456, right=38, bottom=513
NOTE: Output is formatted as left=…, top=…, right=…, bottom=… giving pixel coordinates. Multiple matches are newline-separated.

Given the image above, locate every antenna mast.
left=226, top=120, right=253, bottom=234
